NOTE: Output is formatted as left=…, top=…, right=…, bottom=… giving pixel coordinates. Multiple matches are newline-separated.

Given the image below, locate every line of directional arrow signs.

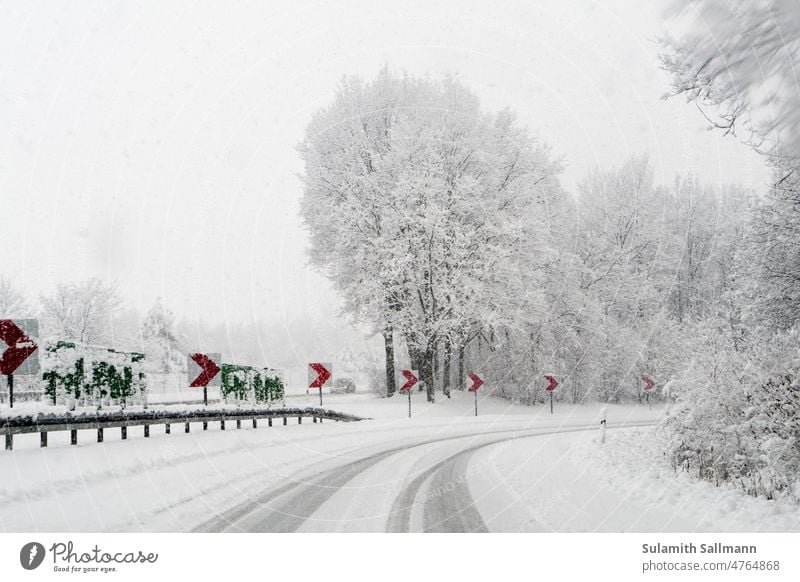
left=0, top=320, right=662, bottom=417
left=308, top=362, right=332, bottom=406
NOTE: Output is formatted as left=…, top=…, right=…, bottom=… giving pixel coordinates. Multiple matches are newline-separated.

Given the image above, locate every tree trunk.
left=442, top=338, right=452, bottom=398
left=420, top=347, right=436, bottom=403
left=457, top=343, right=465, bottom=391
left=383, top=323, right=397, bottom=397
left=528, top=338, right=536, bottom=406
left=433, top=344, right=439, bottom=396
left=408, top=343, right=424, bottom=392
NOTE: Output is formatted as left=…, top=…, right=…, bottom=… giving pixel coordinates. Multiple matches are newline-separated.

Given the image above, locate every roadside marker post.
left=642, top=376, right=655, bottom=410
left=600, top=405, right=607, bottom=444
left=308, top=363, right=332, bottom=406
left=399, top=369, right=418, bottom=418
left=188, top=353, right=222, bottom=406
left=0, top=319, right=39, bottom=409
left=544, top=375, right=558, bottom=414
left=467, top=372, right=484, bottom=416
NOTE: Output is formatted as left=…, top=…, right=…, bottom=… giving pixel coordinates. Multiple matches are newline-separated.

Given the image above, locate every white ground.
left=1, top=391, right=797, bottom=532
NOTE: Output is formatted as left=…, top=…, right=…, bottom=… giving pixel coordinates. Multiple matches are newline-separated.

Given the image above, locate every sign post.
left=308, top=363, right=332, bottom=406
left=399, top=369, right=418, bottom=418
left=0, top=319, right=40, bottom=409
left=467, top=372, right=484, bottom=416
left=600, top=405, right=608, bottom=444
left=642, top=376, right=655, bottom=410
left=544, top=375, right=558, bottom=414
left=188, top=353, right=222, bottom=406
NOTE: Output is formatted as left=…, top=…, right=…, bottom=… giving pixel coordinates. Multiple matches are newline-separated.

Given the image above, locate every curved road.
left=193, top=421, right=655, bottom=533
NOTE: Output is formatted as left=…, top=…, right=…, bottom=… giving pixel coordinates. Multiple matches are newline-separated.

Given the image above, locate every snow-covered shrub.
left=41, top=340, right=147, bottom=408
left=745, top=375, right=800, bottom=496
left=220, top=363, right=284, bottom=405
left=663, top=322, right=800, bottom=501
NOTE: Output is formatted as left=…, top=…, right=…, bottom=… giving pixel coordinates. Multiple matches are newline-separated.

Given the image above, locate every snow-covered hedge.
left=663, top=322, right=800, bottom=502
left=42, top=341, right=147, bottom=408
left=220, top=363, right=284, bottom=405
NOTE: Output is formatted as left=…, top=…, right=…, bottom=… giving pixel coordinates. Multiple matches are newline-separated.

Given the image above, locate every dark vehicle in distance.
left=331, top=377, right=356, bottom=394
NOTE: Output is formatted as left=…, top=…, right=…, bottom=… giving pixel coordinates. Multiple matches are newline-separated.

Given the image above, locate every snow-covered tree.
left=560, top=156, right=674, bottom=402
left=661, top=0, right=800, bottom=160
left=660, top=4, right=800, bottom=499
left=740, top=163, right=800, bottom=330
left=140, top=298, right=184, bottom=374
left=39, top=278, right=120, bottom=344
left=299, top=67, right=563, bottom=401
left=0, top=275, right=32, bottom=318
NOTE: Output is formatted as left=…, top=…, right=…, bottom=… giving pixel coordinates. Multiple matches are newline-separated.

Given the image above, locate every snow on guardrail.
left=0, top=406, right=368, bottom=451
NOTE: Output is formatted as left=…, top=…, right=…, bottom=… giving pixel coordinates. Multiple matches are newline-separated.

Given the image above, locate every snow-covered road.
left=4, top=393, right=796, bottom=532
left=191, top=418, right=657, bottom=533
left=0, top=394, right=654, bottom=532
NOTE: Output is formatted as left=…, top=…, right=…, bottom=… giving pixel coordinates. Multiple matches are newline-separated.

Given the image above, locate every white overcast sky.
left=0, top=0, right=768, bottom=330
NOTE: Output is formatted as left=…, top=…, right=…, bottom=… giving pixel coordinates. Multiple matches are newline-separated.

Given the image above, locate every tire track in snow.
left=386, top=441, right=492, bottom=533
left=193, top=426, right=547, bottom=532
left=389, top=423, right=658, bottom=532
left=422, top=447, right=487, bottom=532
left=195, top=421, right=657, bottom=532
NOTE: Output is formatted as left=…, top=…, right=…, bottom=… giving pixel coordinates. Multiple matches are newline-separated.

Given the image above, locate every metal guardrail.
left=1, top=407, right=366, bottom=450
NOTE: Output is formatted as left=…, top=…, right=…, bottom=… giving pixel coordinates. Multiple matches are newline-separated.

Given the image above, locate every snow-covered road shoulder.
left=474, top=425, right=800, bottom=532
left=573, top=427, right=800, bottom=531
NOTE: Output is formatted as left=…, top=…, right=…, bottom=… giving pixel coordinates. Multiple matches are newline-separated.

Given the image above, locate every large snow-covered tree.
left=299, top=68, right=563, bottom=401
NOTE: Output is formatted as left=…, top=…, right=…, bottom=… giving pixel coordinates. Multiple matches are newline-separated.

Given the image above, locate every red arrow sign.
left=544, top=375, right=558, bottom=392
left=0, top=320, right=38, bottom=375
left=642, top=376, right=655, bottom=392
left=399, top=369, right=418, bottom=392
left=309, top=363, right=331, bottom=389
left=189, top=353, right=221, bottom=387
left=467, top=372, right=484, bottom=392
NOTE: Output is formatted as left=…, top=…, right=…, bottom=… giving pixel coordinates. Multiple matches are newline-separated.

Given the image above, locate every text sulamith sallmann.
left=643, top=543, right=756, bottom=554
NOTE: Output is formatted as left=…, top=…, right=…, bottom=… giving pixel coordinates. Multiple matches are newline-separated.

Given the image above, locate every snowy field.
left=2, top=391, right=796, bottom=533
